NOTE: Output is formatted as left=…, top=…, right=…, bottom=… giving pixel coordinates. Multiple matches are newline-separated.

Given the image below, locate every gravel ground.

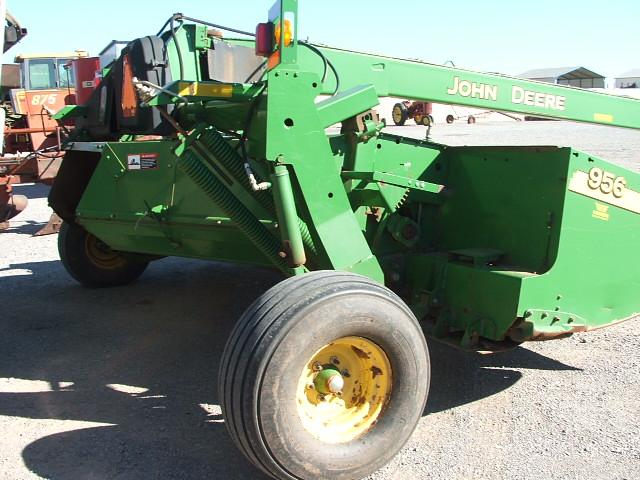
left=1, top=122, right=639, bottom=480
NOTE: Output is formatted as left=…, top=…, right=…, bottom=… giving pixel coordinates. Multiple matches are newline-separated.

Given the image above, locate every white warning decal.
left=127, top=153, right=159, bottom=170
left=127, top=154, right=141, bottom=170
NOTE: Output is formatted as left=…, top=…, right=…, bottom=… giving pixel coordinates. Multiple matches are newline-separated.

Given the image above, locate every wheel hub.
left=313, top=367, right=344, bottom=395
left=84, top=234, right=126, bottom=269
left=296, top=336, right=392, bottom=444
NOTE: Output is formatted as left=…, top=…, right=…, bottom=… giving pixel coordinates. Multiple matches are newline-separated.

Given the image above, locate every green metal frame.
left=59, top=0, right=640, bottom=349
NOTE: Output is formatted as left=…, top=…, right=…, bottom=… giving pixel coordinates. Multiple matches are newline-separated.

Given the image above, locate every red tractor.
left=391, top=100, right=434, bottom=126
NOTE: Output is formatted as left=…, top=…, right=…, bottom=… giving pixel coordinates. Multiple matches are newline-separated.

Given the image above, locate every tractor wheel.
left=392, top=103, right=408, bottom=126
left=219, top=271, right=430, bottom=480
left=414, top=114, right=424, bottom=125
left=58, top=222, right=148, bottom=288
left=446, top=114, right=455, bottom=124
left=422, top=115, right=434, bottom=127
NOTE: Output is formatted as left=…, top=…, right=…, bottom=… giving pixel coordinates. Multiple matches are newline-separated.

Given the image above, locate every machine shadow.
left=0, top=257, right=579, bottom=479
left=1, top=219, right=51, bottom=235
left=424, top=341, right=580, bottom=415
left=1, top=257, right=281, bottom=479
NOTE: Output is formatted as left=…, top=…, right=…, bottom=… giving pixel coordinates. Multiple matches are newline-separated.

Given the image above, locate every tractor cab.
left=10, top=51, right=88, bottom=99
left=15, top=52, right=87, bottom=90
left=3, top=51, right=88, bottom=118
left=2, top=51, right=88, bottom=158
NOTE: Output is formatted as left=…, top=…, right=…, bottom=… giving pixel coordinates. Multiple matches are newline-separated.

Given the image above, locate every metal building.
left=518, top=67, right=605, bottom=88
left=615, top=70, right=640, bottom=88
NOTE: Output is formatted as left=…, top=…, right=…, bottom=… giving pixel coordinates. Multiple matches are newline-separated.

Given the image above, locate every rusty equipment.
left=0, top=50, right=91, bottom=234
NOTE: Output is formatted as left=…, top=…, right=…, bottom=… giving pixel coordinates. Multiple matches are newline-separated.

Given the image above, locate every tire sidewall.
left=392, top=104, right=408, bottom=126
left=255, top=289, right=430, bottom=480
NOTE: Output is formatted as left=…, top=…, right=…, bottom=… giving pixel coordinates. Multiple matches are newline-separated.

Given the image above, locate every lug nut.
left=341, top=369, right=351, bottom=378
left=330, top=356, right=340, bottom=365
left=312, top=362, right=323, bottom=371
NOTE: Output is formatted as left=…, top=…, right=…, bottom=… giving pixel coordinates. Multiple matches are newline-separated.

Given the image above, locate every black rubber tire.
left=391, top=103, right=408, bottom=126
left=58, top=222, right=148, bottom=288
left=219, top=271, right=430, bottom=480
left=422, top=115, right=434, bottom=127
left=446, top=114, right=455, bottom=124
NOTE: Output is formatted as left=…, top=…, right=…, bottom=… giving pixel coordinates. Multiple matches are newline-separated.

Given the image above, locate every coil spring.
left=199, top=128, right=318, bottom=257
left=179, top=147, right=290, bottom=274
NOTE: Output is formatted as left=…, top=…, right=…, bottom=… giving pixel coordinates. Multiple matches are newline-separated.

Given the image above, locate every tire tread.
left=219, top=271, right=426, bottom=480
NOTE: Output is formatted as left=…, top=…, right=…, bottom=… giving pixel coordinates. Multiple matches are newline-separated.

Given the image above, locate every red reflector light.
left=255, top=22, right=274, bottom=57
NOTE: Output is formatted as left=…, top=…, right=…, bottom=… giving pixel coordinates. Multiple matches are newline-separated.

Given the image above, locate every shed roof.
left=616, top=69, right=640, bottom=79
left=518, top=67, right=605, bottom=80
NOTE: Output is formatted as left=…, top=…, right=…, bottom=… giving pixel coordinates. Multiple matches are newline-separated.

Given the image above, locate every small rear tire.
left=392, top=103, right=408, bottom=126
left=422, top=115, right=434, bottom=127
left=58, top=222, right=148, bottom=288
left=446, top=114, right=455, bottom=124
left=219, top=271, right=430, bottom=480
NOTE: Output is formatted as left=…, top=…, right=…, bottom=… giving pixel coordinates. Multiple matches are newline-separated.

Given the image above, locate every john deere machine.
left=48, top=1, right=639, bottom=478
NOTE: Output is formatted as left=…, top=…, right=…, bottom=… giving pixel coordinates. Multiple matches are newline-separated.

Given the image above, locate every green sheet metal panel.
left=76, top=141, right=272, bottom=266
left=516, top=150, right=640, bottom=337
left=434, top=146, right=568, bottom=273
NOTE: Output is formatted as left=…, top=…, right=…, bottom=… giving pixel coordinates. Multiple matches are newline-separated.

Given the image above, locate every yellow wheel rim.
left=296, top=336, right=392, bottom=444
left=85, top=234, right=126, bottom=270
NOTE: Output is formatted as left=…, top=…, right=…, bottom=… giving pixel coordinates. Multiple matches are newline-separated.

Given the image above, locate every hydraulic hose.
left=169, top=14, right=185, bottom=81
left=158, top=13, right=255, bottom=38
left=299, top=41, right=340, bottom=95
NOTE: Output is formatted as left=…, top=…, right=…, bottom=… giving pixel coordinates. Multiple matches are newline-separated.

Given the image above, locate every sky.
left=4, top=0, right=639, bottom=81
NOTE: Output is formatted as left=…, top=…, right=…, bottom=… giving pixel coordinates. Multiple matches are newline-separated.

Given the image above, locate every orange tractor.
left=1, top=49, right=89, bottom=232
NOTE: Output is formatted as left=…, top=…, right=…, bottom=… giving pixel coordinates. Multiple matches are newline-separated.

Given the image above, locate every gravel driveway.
left=1, top=121, right=639, bottom=480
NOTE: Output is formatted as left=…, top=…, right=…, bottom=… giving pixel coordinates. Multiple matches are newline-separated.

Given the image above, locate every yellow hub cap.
left=296, top=336, right=392, bottom=444
left=85, top=234, right=126, bottom=270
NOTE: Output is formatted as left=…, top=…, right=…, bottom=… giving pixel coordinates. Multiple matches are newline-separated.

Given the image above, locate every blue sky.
left=5, top=0, right=638, bottom=79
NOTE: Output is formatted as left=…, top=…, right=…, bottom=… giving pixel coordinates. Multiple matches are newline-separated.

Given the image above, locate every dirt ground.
left=1, top=121, right=639, bottom=480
